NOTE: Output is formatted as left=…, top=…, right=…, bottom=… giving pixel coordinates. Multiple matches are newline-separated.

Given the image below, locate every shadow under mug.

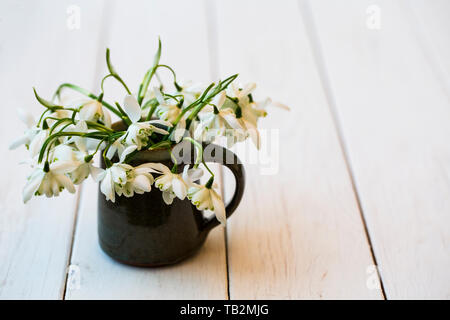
left=97, top=129, right=245, bottom=267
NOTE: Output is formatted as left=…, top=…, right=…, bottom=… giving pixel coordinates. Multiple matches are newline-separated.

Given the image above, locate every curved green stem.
left=183, top=137, right=203, bottom=168
left=106, top=48, right=131, bottom=95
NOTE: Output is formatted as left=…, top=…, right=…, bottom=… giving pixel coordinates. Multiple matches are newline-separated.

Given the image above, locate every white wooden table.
left=1, top=0, right=449, bottom=300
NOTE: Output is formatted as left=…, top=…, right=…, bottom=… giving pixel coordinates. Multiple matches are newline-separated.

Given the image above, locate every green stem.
left=38, top=131, right=110, bottom=163
left=145, top=99, right=159, bottom=121
left=106, top=48, right=131, bottom=95
left=157, top=64, right=181, bottom=90
left=183, top=137, right=203, bottom=168
left=202, top=160, right=215, bottom=177
left=114, top=102, right=132, bottom=126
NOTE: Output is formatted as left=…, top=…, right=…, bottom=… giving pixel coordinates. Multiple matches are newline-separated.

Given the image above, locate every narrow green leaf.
left=33, top=88, right=61, bottom=109
left=138, top=38, right=162, bottom=105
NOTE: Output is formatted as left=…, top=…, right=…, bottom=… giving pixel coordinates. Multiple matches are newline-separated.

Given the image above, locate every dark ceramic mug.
left=98, top=133, right=245, bottom=267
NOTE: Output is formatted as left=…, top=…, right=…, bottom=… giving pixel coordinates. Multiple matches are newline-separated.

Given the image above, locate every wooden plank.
left=308, top=0, right=450, bottom=298
left=65, top=0, right=228, bottom=299
left=214, top=0, right=382, bottom=299
left=408, top=0, right=450, bottom=97
left=0, top=0, right=105, bottom=299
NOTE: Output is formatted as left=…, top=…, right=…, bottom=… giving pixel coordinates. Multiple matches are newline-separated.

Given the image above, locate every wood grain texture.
left=308, top=0, right=450, bottom=299
left=0, top=0, right=105, bottom=299
left=213, top=0, right=382, bottom=299
left=64, top=0, right=228, bottom=300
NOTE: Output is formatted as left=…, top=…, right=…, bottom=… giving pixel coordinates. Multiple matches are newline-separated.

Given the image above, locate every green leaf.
left=138, top=38, right=162, bottom=105
left=105, top=48, right=116, bottom=75
left=33, top=88, right=61, bottom=109
left=148, top=140, right=172, bottom=150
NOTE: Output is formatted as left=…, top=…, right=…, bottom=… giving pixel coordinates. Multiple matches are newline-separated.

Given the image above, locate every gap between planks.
left=298, top=0, right=387, bottom=299
left=204, top=0, right=230, bottom=300
left=62, top=0, right=112, bottom=300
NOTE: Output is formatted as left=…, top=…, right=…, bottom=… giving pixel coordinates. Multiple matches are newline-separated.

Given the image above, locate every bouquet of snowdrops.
left=10, top=39, right=286, bottom=225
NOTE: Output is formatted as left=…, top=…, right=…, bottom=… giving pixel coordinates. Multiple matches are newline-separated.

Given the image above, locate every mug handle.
left=200, top=144, right=245, bottom=233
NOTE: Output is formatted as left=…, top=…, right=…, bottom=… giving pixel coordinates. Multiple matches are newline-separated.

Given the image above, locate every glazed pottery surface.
left=98, top=123, right=245, bottom=266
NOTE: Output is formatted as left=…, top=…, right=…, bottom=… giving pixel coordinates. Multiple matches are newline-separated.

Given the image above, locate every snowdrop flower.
left=121, top=94, right=173, bottom=150
left=115, top=163, right=157, bottom=198
left=154, top=87, right=181, bottom=123
left=96, top=162, right=157, bottom=201
left=177, top=81, right=204, bottom=106
left=96, top=163, right=133, bottom=202
left=144, top=163, right=188, bottom=205
left=9, top=108, right=41, bottom=153
left=194, top=91, right=243, bottom=142
left=49, top=109, right=73, bottom=121
left=22, top=128, right=49, bottom=159
left=106, top=138, right=131, bottom=161
left=182, top=165, right=203, bottom=187
left=123, top=121, right=171, bottom=150
left=53, top=144, right=103, bottom=185
left=187, top=182, right=226, bottom=225
left=23, top=160, right=78, bottom=203
left=79, top=99, right=112, bottom=128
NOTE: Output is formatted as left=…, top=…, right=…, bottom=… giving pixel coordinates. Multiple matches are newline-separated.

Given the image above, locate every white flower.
left=121, top=95, right=173, bottom=150
left=144, top=163, right=188, bottom=205
left=187, top=183, right=226, bottom=225
left=154, top=87, right=182, bottom=123
left=96, top=163, right=133, bottom=202
left=177, top=81, right=204, bottom=106
left=115, top=164, right=156, bottom=198
left=49, top=109, right=73, bottom=121
left=96, top=163, right=157, bottom=202
left=105, top=139, right=124, bottom=160
left=123, top=121, right=171, bottom=150
left=227, top=82, right=256, bottom=104
left=53, top=144, right=103, bottom=185
left=28, top=129, right=49, bottom=158
left=182, top=165, right=203, bottom=187
left=194, top=91, right=243, bottom=142
left=23, top=160, right=78, bottom=203
left=9, top=108, right=43, bottom=156
left=79, top=99, right=112, bottom=128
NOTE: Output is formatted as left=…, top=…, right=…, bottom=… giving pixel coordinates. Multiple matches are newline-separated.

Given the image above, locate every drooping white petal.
left=50, top=160, right=79, bottom=174
left=148, top=119, right=173, bottom=127
left=162, top=190, right=175, bottom=205
left=245, top=121, right=261, bottom=150
left=55, top=174, right=76, bottom=193
left=139, top=162, right=170, bottom=174
left=100, top=170, right=115, bottom=202
left=22, top=170, right=45, bottom=203
left=213, top=91, right=226, bottom=108
left=102, top=107, right=112, bottom=127
left=90, top=166, right=105, bottom=182
left=182, top=166, right=203, bottom=184
left=240, top=83, right=256, bottom=97
left=222, top=111, right=243, bottom=130
left=173, top=118, right=186, bottom=143
left=9, top=135, right=29, bottom=150
left=133, top=175, right=151, bottom=193
left=79, top=102, right=97, bottom=121
left=172, top=177, right=187, bottom=200
left=211, top=189, right=226, bottom=225
left=123, top=95, right=142, bottom=123
left=29, top=130, right=48, bottom=158
left=119, top=145, right=138, bottom=163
